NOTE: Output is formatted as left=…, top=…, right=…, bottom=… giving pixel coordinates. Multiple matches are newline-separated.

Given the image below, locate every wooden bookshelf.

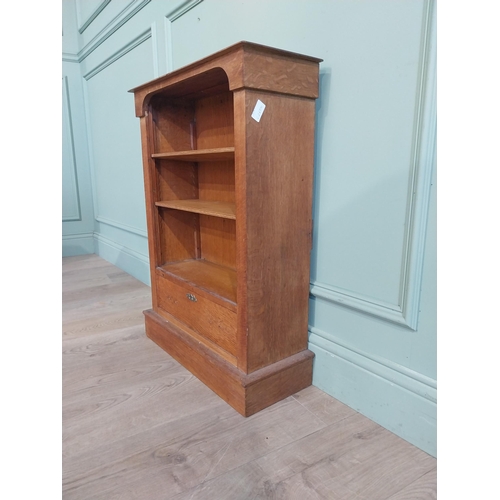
left=131, top=41, right=321, bottom=417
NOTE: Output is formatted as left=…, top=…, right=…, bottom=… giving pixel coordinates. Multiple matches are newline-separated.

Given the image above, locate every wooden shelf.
left=152, top=147, right=235, bottom=162
left=158, top=259, right=237, bottom=305
left=155, top=199, right=236, bottom=220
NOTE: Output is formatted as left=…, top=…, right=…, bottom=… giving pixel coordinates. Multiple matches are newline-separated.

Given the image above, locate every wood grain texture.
left=139, top=114, right=161, bottom=307
left=233, top=88, right=249, bottom=371
left=195, top=92, right=234, bottom=149
left=157, top=159, right=198, bottom=201
left=242, top=45, right=321, bottom=98
left=159, top=259, right=237, bottom=305
left=155, top=199, right=236, bottom=219
left=242, top=89, right=316, bottom=373
left=152, top=147, right=235, bottom=162
left=153, top=306, right=238, bottom=367
left=151, top=97, right=194, bottom=153
left=158, top=208, right=200, bottom=264
left=156, top=158, right=200, bottom=264
left=130, top=42, right=322, bottom=116
left=198, top=161, right=235, bottom=203
left=63, top=256, right=437, bottom=500
left=199, top=215, right=237, bottom=270
left=244, top=350, right=313, bottom=416
left=386, top=468, right=437, bottom=500
left=170, top=409, right=435, bottom=500
left=156, top=275, right=238, bottom=356
left=145, top=309, right=314, bottom=417
left=197, top=159, right=237, bottom=268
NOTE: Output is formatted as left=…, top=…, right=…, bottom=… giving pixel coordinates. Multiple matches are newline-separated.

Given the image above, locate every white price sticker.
left=251, top=99, right=266, bottom=122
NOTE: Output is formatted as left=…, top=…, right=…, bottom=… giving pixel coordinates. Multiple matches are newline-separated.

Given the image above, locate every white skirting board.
left=93, top=233, right=151, bottom=286
left=62, top=233, right=95, bottom=257
left=309, top=328, right=436, bottom=457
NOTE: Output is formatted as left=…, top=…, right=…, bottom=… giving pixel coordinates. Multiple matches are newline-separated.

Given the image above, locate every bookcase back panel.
left=157, top=210, right=236, bottom=277
left=195, top=92, right=234, bottom=149
left=198, top=161, right=235, bottom=202
left=199, top=216, right=236, bottom=271
left=158, top=209, right=200, bottom=264
left=152, top=99, right=194, bottom=153
left=158, top=160, right=198, bottom=200
left=151, top=89, right=233, bottom=154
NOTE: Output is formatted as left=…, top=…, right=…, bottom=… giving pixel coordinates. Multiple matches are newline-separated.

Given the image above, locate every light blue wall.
left=62, top=0, right=437, bottom=456
left=62, top=0, right=96, bottom=255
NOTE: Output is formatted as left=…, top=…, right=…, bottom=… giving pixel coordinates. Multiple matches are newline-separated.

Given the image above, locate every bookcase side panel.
left=243, top=90, right=317, bottom=373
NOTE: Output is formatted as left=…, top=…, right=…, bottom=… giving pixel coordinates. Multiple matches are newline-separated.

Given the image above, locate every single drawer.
left=156, top=274, right=237, bottom=356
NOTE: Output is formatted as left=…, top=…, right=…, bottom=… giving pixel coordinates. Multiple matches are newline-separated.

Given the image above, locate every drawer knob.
left=186, top=293, right=197, bottom=302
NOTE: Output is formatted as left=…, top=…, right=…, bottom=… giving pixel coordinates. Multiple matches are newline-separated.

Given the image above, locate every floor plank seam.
left=291, top=393, right=355, bottom=428
left=385, top=466, right=437, bottom=500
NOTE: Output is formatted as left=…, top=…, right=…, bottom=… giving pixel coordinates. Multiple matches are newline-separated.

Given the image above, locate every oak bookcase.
left=130, top=42, right=322, bottom=416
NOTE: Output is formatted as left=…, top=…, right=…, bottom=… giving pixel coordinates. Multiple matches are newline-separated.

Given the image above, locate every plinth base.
left=144, top=309, right=314, bottom=417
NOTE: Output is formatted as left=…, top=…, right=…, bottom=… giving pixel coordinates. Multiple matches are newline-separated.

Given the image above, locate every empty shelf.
left=152, top=147, right=235, bottom=162
left=155, top=199, right=236, bottom=220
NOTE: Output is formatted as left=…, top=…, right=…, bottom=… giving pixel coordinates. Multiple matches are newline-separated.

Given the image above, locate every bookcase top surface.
left=129, top=41, right=322, bottom=115
left=129, top=41, right=322, bottom=93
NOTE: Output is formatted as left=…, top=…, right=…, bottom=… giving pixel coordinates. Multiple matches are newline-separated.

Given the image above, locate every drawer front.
left=156, top=275, right=237, bottom=356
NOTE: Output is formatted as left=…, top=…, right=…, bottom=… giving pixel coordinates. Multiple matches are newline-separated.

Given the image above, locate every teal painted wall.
left=62, top=0, right=437, bottom=456
left=62, top=0, right=95, bottom=256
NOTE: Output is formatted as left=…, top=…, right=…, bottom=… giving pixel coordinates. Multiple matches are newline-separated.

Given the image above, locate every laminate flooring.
left=62, top=255, right=437, bottom=499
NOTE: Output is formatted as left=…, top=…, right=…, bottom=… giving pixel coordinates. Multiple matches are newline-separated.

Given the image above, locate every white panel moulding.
left=82, top=28, right=154, bottom=240
left=96, top=216, right=148, bottom=239
left=77, top=0, right=112, bottom=34
left=164, top=0, right=204, bottom=72
left=309, top=282, right=409, bottom=327
left=82, top=28, right=152, bottom=80
left=62, top=52, right=80, bottom=63
left=310, top=0, right=436, bottom=331
left=77, top=0, right=151, bottom=62
left=93, top=233, right=150, bottom=285
left=62, top=232, right=95, bottom=242
left=94, top=233, right=149, bottom=265
left=62, top=76, right=82, bottom=222
left=151, top=21, right=159, bottom=78
left=308, top=325, right=437, bottom=404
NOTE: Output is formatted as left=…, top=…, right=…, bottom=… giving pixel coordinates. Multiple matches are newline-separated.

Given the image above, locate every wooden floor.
left=62, top=255, right=437, bottom=499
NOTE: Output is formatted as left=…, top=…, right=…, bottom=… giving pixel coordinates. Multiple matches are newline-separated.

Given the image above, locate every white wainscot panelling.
left=306, top=0, right=437, bottom=456
left=163, top=0, right=205, bottom=72
left=78, top=0, right=152, bottom=61
left=310, top=0, right=435, bottom=330
left=84, top=30, right=155, bottom=237
left=309, top=336, right=437, bottom=457
left=76, top=0, right=111, bottom=33
left=62, top=76, right=81, bottom=222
